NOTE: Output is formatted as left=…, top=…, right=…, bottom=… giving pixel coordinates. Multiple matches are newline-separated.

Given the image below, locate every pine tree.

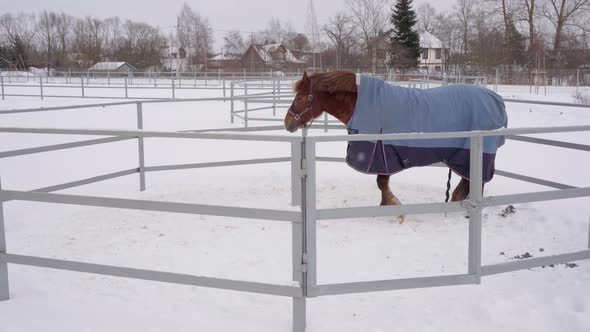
left=10, top=36, right=28, bottom=70
left=504, top=16, right=526, bottom=65
left=390, top=0, right=420, bottom=68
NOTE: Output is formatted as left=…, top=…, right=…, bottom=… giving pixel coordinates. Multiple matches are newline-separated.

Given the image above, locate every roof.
left=420, top=31, right=444, bottom=49
left=88, top=62, right=136, bottom=71
left=248, top=43, right=306, bottom=64
left=210, top=53, right=241, bottom=61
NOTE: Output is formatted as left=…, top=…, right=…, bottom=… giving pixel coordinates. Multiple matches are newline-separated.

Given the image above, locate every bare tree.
left=417, top=3, right=437, bottom=33
left=38, top=11, right=59, bottom=68
left=55, top=12, right=72, bottom=66
left=102, top=17, right=122, bottom=61
left=453, top=0, right=476, bottom=55
left=72, top=17, right=105, bottom=67
left=177, top=3, right=214, bottom=69
left=346, top=0, right=391, bottom=70
left=512, top=0, right=538, bottom=53
left=542, top=0, right=590, bottom=67
left=116, top=20, right=164, bottom=69
left=223, top=30, right=245, bottom=54
left=433, top=13, right=463, bottom=55
left=323, top=12, right=358, bottom=69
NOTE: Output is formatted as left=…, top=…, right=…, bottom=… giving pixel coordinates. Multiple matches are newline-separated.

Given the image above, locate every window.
left=435, top=49, right=442, bottom=60
left=422, top=49, right=429, bottom=60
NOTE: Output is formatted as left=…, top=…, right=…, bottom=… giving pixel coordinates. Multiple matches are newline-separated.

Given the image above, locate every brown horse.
left=283, top=71, right=475, bottom=217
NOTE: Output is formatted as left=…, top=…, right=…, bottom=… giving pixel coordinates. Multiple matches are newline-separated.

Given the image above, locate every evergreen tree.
left=504, top=16, right=526, bottom=65
left=10, top=36, right=28, bottom=70
left=390, top=0, right=420, bottom=68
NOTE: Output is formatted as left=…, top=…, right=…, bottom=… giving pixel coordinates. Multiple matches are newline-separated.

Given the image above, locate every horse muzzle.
left=284, top=110, right=300, bottom=132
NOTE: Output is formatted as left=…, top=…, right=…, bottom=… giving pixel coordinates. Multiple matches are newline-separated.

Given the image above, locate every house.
left=162, top=46, right=191, bottom=72
left=418, top=31, right=447, bottom=72
left=208, top=53, right=241, bottom=69
left=88, top=62, right=136, bottom=76
left=240, top=42, right=306, bottom=72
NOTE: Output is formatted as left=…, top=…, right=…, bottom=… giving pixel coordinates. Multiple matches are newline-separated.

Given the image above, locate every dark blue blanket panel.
left=346, top=75, right=507, bottom=183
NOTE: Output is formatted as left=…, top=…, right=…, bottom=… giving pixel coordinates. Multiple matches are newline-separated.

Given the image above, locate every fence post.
left=468, top=135, right=484, bottom=284
left=108, top=71, right=111, bottom=86
left=40, top=78, right=44, bottom=100
left=81, top=77, right=85, bottom=98
left=324, top=113, right=328, bottom=132
left=172, top=78, right=176, bottom=99
left=495, top=67, right=499, bottom=92
left=136, top=103, right=146, bottom=192
left=0, top=177, right=9, bottom=301
left=291, top=135, right=306, bottom=331
left=125, top=78, right=129, bottom=99
left=230, top=81, right=235, bottom=123
left=291, top=141, right=302, bottom=206
left=1, top=76, right=4, bottom=100
left=244, top=82, right=248, bottom=128
left=223, top=78, right=226, bottom=100
left=278, top=79, right=281, bottom=100
left=272, top=79, right=276, bottom=116
left=576, top=68, right=580, bottom=95
left=302, top=130, right=317, bottom=299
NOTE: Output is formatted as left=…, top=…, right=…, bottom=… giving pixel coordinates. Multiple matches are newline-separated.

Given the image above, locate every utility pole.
left=176, top=16, right=181, bottom=78
left=306, top=0, right=321, bottom=72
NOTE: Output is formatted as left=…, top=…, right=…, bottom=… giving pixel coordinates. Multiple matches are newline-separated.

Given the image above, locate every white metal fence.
left=1, top=97, right=590, bottom=331
left=0, top=72, right=487, bottom=101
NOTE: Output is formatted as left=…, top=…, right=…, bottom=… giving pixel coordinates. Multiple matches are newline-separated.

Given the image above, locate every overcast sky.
left=0, top=0, right=455, bottom=51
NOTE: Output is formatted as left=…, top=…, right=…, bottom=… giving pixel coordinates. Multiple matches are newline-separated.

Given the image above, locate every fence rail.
left=1, top=95, right=590, bottom=331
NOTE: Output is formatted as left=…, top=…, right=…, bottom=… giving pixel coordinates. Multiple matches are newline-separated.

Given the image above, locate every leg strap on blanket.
left=445, top=168, right=452, bottom=203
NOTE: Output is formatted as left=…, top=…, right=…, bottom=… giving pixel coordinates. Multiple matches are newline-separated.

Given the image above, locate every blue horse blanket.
left=346, top=75, right=507, bottom=183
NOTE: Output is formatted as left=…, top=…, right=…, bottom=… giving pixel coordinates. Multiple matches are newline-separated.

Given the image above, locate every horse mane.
left=293, top=71, right=357, bottom=94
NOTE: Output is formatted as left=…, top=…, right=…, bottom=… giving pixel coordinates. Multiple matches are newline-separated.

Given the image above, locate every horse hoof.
left=398, top=215, right=406, bottom=223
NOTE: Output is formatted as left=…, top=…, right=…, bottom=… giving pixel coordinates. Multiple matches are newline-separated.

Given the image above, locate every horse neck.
left=311, top=71, right=358, bottom=125
left=318, top=91, right=357, bottom=125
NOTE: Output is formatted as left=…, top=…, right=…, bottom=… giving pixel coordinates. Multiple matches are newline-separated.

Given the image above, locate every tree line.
left=318, top=0, right=589, bottom=71
left=0, top=3, right=214, bottom=71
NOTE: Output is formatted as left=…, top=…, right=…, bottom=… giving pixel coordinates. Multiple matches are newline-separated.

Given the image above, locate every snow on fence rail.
left=1, top=99, right=590, bottom=332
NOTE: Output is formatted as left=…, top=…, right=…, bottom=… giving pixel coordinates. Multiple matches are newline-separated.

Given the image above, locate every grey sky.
left=0, top=0, right=454, bottom=51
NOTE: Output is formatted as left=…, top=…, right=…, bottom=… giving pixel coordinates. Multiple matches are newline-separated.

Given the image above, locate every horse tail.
left=445, top=169, right=452, bottom=202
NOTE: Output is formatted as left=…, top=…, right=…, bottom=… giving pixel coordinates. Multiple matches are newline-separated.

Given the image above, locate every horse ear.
left=303, top=71, right=309, bottom=82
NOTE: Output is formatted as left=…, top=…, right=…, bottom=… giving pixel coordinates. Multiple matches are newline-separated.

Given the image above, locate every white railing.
left=1, top=97, right=590, bottom=331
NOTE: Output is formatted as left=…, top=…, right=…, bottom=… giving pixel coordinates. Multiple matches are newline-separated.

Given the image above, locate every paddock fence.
left=0, top=70, right=491, bottom=101
left=1, top=96, right=590, bottom=332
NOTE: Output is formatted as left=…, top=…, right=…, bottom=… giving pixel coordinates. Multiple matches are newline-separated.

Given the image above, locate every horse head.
left=284, top=72, right=323, bottom=133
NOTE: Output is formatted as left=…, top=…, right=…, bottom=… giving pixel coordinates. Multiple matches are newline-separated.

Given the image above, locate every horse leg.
left=451, top=177, right=485, bottom=202
left=451, top=178, right=470, bottom=202
left=376, top=175, right=404, bottom=222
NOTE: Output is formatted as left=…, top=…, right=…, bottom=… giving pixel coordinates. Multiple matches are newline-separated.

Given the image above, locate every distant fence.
left=1, top=97, right=590, bottom=331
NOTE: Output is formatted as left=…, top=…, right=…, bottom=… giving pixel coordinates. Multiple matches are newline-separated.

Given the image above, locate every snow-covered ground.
left=0, top=85, right=589, bottom=332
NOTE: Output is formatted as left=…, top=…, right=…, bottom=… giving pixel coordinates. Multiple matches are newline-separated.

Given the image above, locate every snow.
left=0, top=84, right=589, bottom=331
left=210, top=53, right=240, bottom=61
left=88, top=62, right=134, bottom=71
left=420, top=31, right=444, bottom=49
left=252, top=44, right=307, bottom=64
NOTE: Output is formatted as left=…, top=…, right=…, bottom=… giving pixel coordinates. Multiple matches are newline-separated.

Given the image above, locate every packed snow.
left=0, top=83, right=589, bottom=332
